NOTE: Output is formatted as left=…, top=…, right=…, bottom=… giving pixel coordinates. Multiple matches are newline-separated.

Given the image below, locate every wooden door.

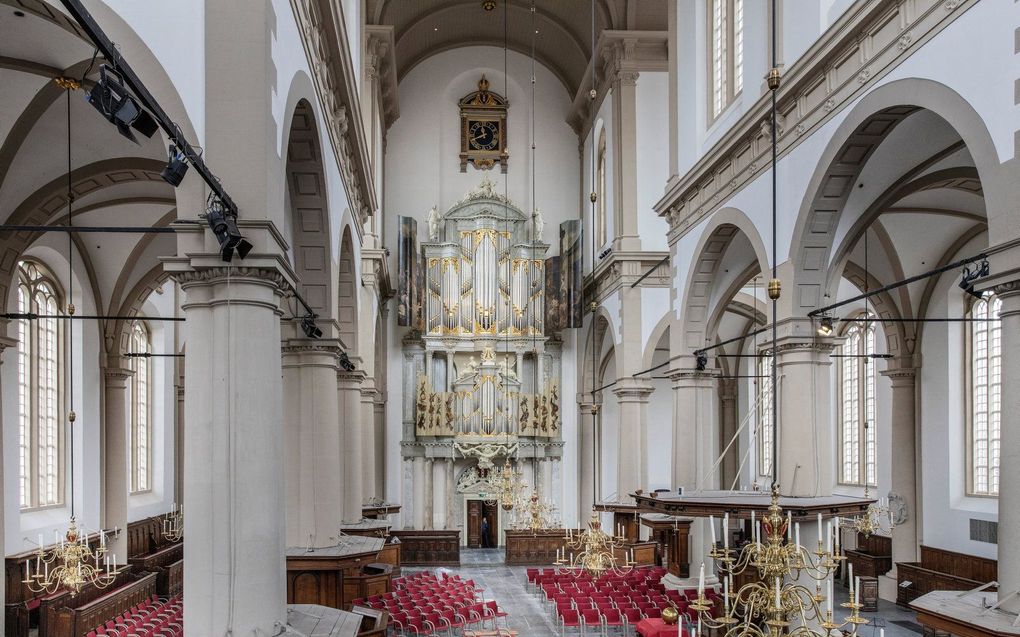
left=482, top=502, right=498, bottom=547
left=467, top=500, right=482, bottom=547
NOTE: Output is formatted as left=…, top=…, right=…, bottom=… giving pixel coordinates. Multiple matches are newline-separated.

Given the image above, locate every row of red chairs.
left=86, top=595, right=183, bottom=637
left=386, top=600, right=509, bottom=636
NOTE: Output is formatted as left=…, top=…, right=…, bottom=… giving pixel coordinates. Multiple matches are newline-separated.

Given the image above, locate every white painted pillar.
left=0, top=336, right=17, bottom=612
left=542, top=457, right=553, bottom=502
left=774, top=340, right=834, bottom=497
left=339, top=370, right=364, bottom=523
left=433, top=458, right=447, bottom=530
left=423, top=458, right=434, bottom=530
left=996, top=283, right=1020, bottom=605
left=412, top=457, right=426, bottom=529
left=102, top=363, right=133, bottom=562
left=445, top=459, right=456, bottom=529
left=882, top=363, right=919, bottom=569
left=613, top=379, right=654, bottom=498
left=375, top=399, right=386, bottom=496
left=611, top=70, right=641, bottom=252
left=578, top=400, right=598, bottom=518
left=282, top=343, right=342, bottom=547
left=361, top=381, right=378, bottom=500
left=177, top=267, right=287, bottom=636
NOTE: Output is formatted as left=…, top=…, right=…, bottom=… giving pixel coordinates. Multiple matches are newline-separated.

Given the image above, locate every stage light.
left=959, top=259, right=990, bottom=300
left=86, top=66, right=158, bottom=143
left=695, top=351, right=708, bottom=371
left=300, top=313, right=323, bottom=339
left=160, top=144, right=188, bottom=186
left=817, top=315, right=834, bottom=336
left=339, top=351, right=356, bottom=372
left=203, top=196, right=253, bottom=262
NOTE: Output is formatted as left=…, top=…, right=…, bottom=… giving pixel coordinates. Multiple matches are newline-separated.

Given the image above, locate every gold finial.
left=590, top=192, right=597, bottom=203
left=478, top=74, right=490, bottom=92
left=767, top=278, right=781, bottom=300
left=766, top=67, right=782, bottom=91
left=68, top=410, right=76, bottom=423
left=66, top=303, right=76, bottom=316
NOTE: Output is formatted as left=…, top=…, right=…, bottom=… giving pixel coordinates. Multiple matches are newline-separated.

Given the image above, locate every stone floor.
left=421, top=549, right=926, bottom=637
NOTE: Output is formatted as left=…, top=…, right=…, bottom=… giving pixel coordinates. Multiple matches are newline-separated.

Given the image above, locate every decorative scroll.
left=560, top=220, right=582, bottom=328
left=397, top=216, right=417, bottom=326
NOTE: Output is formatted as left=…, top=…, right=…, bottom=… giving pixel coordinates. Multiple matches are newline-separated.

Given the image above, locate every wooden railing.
left=896, top=545, right=997, bottom=607
left=38, top=567, right=138, bottom=637
left=127, top=513, right=178, bottom=559
left=155, top=559, right=183, bottom=598
left=46, top=571, right=157, bottom=637
left=128, top=541, right=182, bottom=572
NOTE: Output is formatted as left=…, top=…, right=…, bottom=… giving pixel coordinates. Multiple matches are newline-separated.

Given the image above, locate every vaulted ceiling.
left=365, top=0, right=668, bottom=96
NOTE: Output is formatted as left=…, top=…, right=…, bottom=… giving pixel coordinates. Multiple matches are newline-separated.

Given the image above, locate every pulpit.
left=641, top=514, right=692, bottom=577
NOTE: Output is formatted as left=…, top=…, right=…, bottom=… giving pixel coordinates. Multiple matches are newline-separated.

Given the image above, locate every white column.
left=423, top=458, right=434, bottom=530
left=102, top=363, right=134, bottom=561
left=882, top=363, right=919, bottom=572
left=578, top=400, right=598, bottom=517
left=177, top=267, right=287, bottom=636
left=613, top=379, right=654, bottom=498
left=339, top=371, right=365, bottom=523
left=282, top=343, right=342, bottom=548
left=433, top=458, right=447, bottom=530
left=996, top=283, right=1020, bottom=606
left=412, top=457, right=426, bottom=528
left=774, top=340, right=834, bottom=497
left=542, top=457, right=553, bottom=502
left=611, top=70, right=641, bottom=252
left=361, top=381, right=378, bottom=501
left=375, top=398, right=386, bottom=496
left=445, top=459, right=456, bottom=529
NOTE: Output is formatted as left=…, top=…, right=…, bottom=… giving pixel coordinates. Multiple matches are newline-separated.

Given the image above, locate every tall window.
left=756, top=351, right=773, bottom=477
left=969, top=294, right=1001, bottom=496
left=710, top=0, right=744, bottom=119
left=130, top=322, right=151, bottom=493
left=838, top=319, right=877, bottom=486
left=16, top=261, right=63, bottom=509
left=595, top=129, right=608, bottom=249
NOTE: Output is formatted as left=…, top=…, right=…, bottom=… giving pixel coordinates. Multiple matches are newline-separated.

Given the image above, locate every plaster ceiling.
left=366, top=0, right=667, bottom=96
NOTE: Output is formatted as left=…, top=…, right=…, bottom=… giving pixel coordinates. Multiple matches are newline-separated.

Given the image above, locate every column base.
left=879, top=574, right=898, bottom=603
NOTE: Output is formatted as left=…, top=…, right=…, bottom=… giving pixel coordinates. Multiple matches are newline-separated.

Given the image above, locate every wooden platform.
left=287, top=604, right=362, bottom=637
left=911, top=591, right=1020, bottom=637
left=633, top=489, right=873, bottom=520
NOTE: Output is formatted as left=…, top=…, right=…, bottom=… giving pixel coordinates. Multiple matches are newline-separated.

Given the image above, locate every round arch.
left=338, top=225, right=359, bottom=354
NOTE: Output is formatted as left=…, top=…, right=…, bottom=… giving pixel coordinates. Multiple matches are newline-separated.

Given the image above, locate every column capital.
left=666, top=367, right=719, bottom=387
left=880, top=356, right=919, bottom=382
left=611, top=378, right=654, bottom=403
left=104, top=366, right=135, bottom=383
left=338, top=369, right=366, bottom=387
left=993, top=279, right=1020, bottom=307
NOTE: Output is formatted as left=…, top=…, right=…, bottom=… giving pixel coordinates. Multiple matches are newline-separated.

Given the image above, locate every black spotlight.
left=817, top=315, right=834, bottom=336
left=300, top=313, right=323, bottom=339
left=695, top=351, right=708, bottom=371
left=959, top=260, right=990, bottom=300
left=160, top=144, right=188, bottom=186
left=203, top=196, right=253, bottom=262
left=339, top=351, right=356, bottom=372
left=86, top=66, right=159, bottom=143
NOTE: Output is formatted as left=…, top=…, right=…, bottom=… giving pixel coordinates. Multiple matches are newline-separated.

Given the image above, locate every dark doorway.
left=466, top=500, right=499, bottom=548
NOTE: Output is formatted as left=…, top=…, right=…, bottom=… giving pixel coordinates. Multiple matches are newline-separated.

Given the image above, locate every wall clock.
left=459, top=75, right=508, bottom=172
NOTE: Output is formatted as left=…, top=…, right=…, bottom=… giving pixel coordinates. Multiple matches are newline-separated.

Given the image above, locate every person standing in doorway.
left=481, top=517, right=491, bottom=548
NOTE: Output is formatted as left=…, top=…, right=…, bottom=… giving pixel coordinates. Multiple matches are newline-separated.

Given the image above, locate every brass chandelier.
left=691, top=485, right=868, bottom=637
left=516, top=487, right=558, bottom=531
left=490, top=458, right=526, bottom=511
left=844, top=487, right=895, bottom=539
left=555, top=511, right=635, bottom=578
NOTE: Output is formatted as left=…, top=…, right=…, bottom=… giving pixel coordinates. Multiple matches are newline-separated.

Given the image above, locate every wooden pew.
left=46, top=571, right=157, bottom=637
left=128, top=541, right=183, bottom=572
left=846, top=532, right=892, bottom=578
left=126, top=514, right=176, bottom=559
left=896, top=545, right=997, bottom=607
left=37, top=567, right=137, bottom=637
left=153, top=559, right=183, bottom=598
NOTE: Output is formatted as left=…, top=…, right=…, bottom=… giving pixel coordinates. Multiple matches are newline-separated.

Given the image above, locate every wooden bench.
left=126, top=513, right=178, bottom=559
left=153, top=558, right=183, bottom=598
left=896, top=545, right=997, bottom=607
left=38, top=566, right=138, bottom=637
left=846, top=532, right=892, bottom=578
left=46, top=571, right=157, bottom=637
left=128, top=541, right=183, bottom=572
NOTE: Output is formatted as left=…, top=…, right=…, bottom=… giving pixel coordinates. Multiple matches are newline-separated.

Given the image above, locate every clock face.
left=468, top=120, right=500, bottom=151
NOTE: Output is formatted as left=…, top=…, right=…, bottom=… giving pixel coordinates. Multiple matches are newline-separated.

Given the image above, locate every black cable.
left=769, top=0, right=778, bottom=489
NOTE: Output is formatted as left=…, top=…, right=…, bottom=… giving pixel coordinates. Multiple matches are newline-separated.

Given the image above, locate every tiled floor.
left=424, top=549, right=926, bottom=637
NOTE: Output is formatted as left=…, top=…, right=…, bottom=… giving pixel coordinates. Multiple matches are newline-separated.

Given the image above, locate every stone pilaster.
left=423, top=458, right=434, bottom=530
left=432, top=457, right=446, bottom=530
left=445, top=459, right=455, bottom=529
left=994, top=281, right=1020, bottom=605
left=102, top=362, right=134, bottom=562
left=338, top=369, right=365, bottom=523
left=0, top=335, right=18, bottom=612
left=611, top=70, right=641, bottom=252
left=718, top=378, right=738, bottom=488
left=578, top=399, right=600, bottom=517
left=282, top=341, right=342, bottom=547
left=668, top=368, right=719, bottom=492
left=360, top=380, right=378, bottom=501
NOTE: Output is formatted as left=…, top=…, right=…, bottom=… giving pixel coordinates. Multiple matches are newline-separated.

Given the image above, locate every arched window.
left=710, top=0, right=744, bottom=119
left=130, top=322, right=151, bottom=493
left=968, top=294, right=1001, bottom=496
left=595, top=129, right=608, bottom=249
left=16, top=261, right=63, bottom=509
left=756, top=351, right=773, bottom=477
left=838, top=318, right=877, bottom=486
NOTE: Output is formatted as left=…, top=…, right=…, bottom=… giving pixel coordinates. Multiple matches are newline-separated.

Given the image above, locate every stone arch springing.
left=286, top=99, right=335, bottom=326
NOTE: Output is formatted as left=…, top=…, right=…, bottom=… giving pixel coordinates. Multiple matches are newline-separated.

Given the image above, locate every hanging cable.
left=768, top=0, right=780, bottom=490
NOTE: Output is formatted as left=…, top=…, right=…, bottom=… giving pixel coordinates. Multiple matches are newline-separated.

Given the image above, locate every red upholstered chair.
left=622, top=606, right=644, bottom=626
left=601, top=608, right=624, bottom=635
left=560, top=608, right=582, bottom=637
left=580, top=607, right=603, bottom=637
left=483, top=599, right=509, bottom=628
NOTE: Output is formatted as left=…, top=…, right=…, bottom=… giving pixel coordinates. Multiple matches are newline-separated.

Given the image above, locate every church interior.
left=0, top=0, right=1017, bottom=636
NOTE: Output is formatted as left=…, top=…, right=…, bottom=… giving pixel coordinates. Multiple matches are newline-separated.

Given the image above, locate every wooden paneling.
left=391, top=530, right=460, bottom=566
left=375, top=542, right=401, bottom=575
left=846, top=532, right=892, bottom=578
left=126, top=514, right=176, bottom=559
left=896, top=545, right=997, bottom=607
left=505, top=530, right=565, bottom=565
left=155, top=559, right=183, bottom=598
left=38, top=568, right=138, bottom=637
left=128, top=542, right=182, bottom=572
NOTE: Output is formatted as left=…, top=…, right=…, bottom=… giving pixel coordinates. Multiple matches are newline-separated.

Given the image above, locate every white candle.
left=880, top=629, right=885, bottom=637
left=826, top=521, right=832, bottom=552
left=709, top=516, right=717, bottom=546
left=817, top=513, right=823, bottom=535
left=38, top=533, right=44, bottom=549
left=848, top=563, right=854, bottom=595
left=698, top=562, right=705, bottom=595
left=24, top=560, right=29, bottom=581
left=856, top=576, right=861, bottom=602
left=786, top=512, right=792, bottom=541
left=827, top=580, right=833, bottom=614
left=724, top=575, right=730, bottom=614
left=680, top=616, right=684, bottom=637
left=698, top=617, right=703, bottom=636
left=795, top=523, right=801, bottom=549
left=724, top=513, right=730, bottom=550
left=100, top=530, right=106, bottom=548
left=774, top=577, right=781, bottom=610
